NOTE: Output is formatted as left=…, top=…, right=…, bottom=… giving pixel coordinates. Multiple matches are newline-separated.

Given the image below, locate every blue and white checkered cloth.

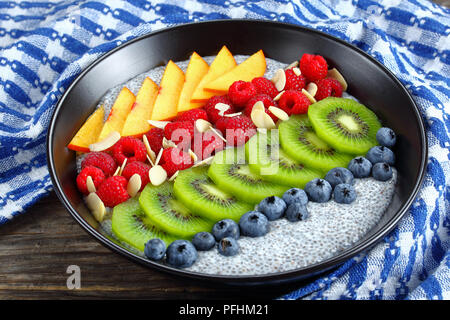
left=0, top=0, right=448, bottom=300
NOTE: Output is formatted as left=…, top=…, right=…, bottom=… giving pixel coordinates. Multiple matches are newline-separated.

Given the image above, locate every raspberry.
left=215, top=115, right=256, bottom=146
left=204, top=95, right=237, bottom=124
left=284, top=69, right=306, bottom=91
left=144, top=127, right=164, bottom=155
left=96, top=176, right=130, bottom=207
left=160, top=147, right=193, bottom=177
left=314, top=78, right=343, bottom=101
left=299, top=53, right=328, bottom=82
left=243, top=94, right=278, bottom=122
left=251, top=77, right=278, bottom=98
left=176, top=108, right=209, bottom=124
left=193, top=130, right=225, bottom=160
left=278, top=90, right=311, bottom=115
left=121, top=161, right=151, bottom=191
left=112, top=137, right=147, bottom=165
left=164, top=121, right=195, bottom=148
left=76, top=166, right=106, bottom=195
left=227, top=80, right=257, bottom=108
left=81, top=152, right=117, bottom=177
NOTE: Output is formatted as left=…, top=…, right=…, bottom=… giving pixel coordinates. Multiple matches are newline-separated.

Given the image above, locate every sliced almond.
left=251, top=108, right=267, bottom=129
left=86, top=192, right=106, bottom=222
left=118, top=158, right=127, bottom=176
left=89, top=131, right=120, bottom=152
left=306, top=82, right=318, bottom=97
left=285, top=61, right=299, bottom=70
left=208, top=127, right=227, bottom=143
left=113, top=166, right=120, bottom=176
left=195, top=119, right=213, bottom=133
left=147, top=120, right=170, bottom=129
left=252, top=101, right=265, bottom=113
left=271, top=68, right=286, bottom=91
left=193, top=156, right=214, bottom=167
left=327, top=68, right=348, bottom=91
left=148, top=165, right=167, bottom=186
left=188, top=149, right=198, bottom=162
left=273, top=90, right=285, bottom=102
left=292, top=67, right=301, bottom=76
left=224, top=112, right=242, bottom=118
left=168, top=170, right=179, bottom=181
left=268, top=106, right=289, bottom=121
left=86, top=176, right=96, bottom=193
left=302, top=88, right=317, bottom=104
left=154, top=148, right=163, bottom=166
left=142, top=134, right=156, bottom=163
left=215, top=102, right=231, bottom=116
left=162, top=137, right=177, bottom=149
left=146, top=154, right=155, bottom=167
left=261, top=112, right=276, bottom=129
left=127, top=173, right=141, bottom=198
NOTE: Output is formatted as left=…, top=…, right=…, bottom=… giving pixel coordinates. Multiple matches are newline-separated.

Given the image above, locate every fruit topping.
left=212, top=219, right=240, bottom=241
left=76, top=166, right=106, bottom=195
left=284, top=68, right=306, bottom=91
left=144, top=238, right=167, bottom=261
left=112, top=137, right=147, bottom=165
left=347, top=156, right=372, bottom=178
left=251, top=77, right=279, bottom=98
left=299, top=53, right=328, bottom=82
left=166, top=240, right=198, bottom=268
left=366, top=146, right=395, bottom=165
left=204, top=95, right=236, bottom=123
left=277, top=90, right=311, bottom=115
left=227, top=80, right=257, bottom=108
left=257, top=196, right=287, bottom=221
left=215, top=115, right=256, bottom=146
left=304, top=178, right=332, bottom=203
left=176, top=108, right=209, bottom=124
left=282, top=188, right=308, bottom=207
left=160, top=147, right=194, bottom=177
left=192, top=232, right=216, bottom=251
left=324, top=167, right=355, bottom=189
left=333, top=183, right=357, bottom=204
left=81, top=152, right=117, bottom=177
left=285, top=202, right=309, bottom=222
left=376, top=127, right=397, bottom=147
left=244, top=94, right=278, bottom=122
left=96, top=175, right=130, bottom=207
left=372, top=162, right=393, bottom=181
left=239, top=211, right=270, bottom=237
left=315, top=78, right=343, bottom=101
left=163, top=121, right=195, bottom=147
left=217, top=237, right=239, bottom=257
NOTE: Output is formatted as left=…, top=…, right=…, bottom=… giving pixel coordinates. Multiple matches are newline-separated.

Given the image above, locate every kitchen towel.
left=0, top=0, right=448, bottom=300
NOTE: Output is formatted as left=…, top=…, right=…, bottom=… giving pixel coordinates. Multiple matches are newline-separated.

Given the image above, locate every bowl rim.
left=46, top=19, right=428, bottom=285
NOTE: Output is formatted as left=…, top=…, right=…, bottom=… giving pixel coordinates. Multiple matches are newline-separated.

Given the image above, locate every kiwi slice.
left=111, top=198, right=177, bottom=252
left=139, top=182, right=214, bottom=239
left=208, top=148, right=287, bottom=203
left=308, top=97, right=381, bottom=154
left=173, top=166, right=253, bottom=222
left=279, top=114, right=353, bottom=172
left=245, top=132, right=323, bottom=188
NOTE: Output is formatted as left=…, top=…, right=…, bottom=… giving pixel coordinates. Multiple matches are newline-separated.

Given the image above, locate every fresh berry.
left=277, top=90, right=311, bottom=115
left=193, top=130, right=225, bottom=160
left=285, top=202, right=309, bottom=222
left=243, top=94, right=278, bottom=122
left=305, top=178, right=332, bottom=203
left=282, top=188, right=308, bottom=207
left=144, top=127, right=165, bottom=155
left=121, top=161, right=151, bottom=191
left=333, top=183, right=357, bottom=204
left=203, top=95, right=236, bottom=123
left=227, top=80, right=257, bottom=108
left=325, top=167, right=354, bottom=189
left=257, top=196, right=287, bottom=221
left=217, top=237, right=239, bottom=257
left=160, top=147, right=193, bottom=177
left=96, top=176, right=130, bottom=207
left=112, top=137, right=147, bottom=165
left=372, top=162, right=393, bottom=181
left=315, top=78, right=343, bottom=101
left=284, top=68, right=306, bottom=91
left=299, top=53, right=328, bottom=82
left=366, top=146, right=395, bottom=165
left=144, top=238, right=166, bottom=261
left=239, top=211, right=270, bottom=237
left=376, top=127, right=397, bottom=147
left=81, top=152, right=117, bottom=177
left=251, top=77, right=278, bottom=98
left=76, top=166, right=106, bottom=195
left=176, top=108, right=209, bottom=124
left=348, top=156, right=372, bottom=178
left=166, top=240, right=198, bottom=268
left=212, top=219, right=240, bottom=241
left=192, top=232, right=216, bottom=251
left=215, top=115, right=256, bottom=147
left=164, top=121, right=195, bottom=148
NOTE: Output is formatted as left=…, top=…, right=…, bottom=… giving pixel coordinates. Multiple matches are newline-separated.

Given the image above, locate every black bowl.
left=47, top=20, right=427, bottom=286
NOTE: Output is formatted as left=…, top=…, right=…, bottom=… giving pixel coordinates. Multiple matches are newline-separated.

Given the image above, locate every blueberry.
left=366, top=146, right=395, bottom=165
left=348, top=156, right=372, bottom=178
left=217, top=237, right=239, bottom=256
left=166, top=240, right=198, bottom=268
left=376, top=127, right=396, bottom=147
left=257, top=196, right=287, bottom=221
left=285, top=202, right=309, bottom=222
left=212, top=219, right=240, bottom=241
left=325, top=167, right=354, bottom=189
left=192, top=232, right=216, bottom=251
left=144, top=238, right=166, bottom=261
left=304, top=178, right=332, bottom=203
left=282, top=188, right=308, bottom=206
left=239, top=211, right=270, bottom=237
left=372, top=162, right=393, bottom=181
left=333, top=183, right=357, bottom=204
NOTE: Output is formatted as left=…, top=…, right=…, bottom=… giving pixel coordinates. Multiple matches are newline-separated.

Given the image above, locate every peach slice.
left=150, top=60, right=185, bottom=121
left=204, top=50, right=266, bottom=94
left=121, top=77, right=159, bottom=137
left=98, top=87, right=135, bottom=142
left=68, top=105, right=105, bottom=152
left=177, top=52, right=209, bottom=112
left=190, top=46, right=236, bottom=103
